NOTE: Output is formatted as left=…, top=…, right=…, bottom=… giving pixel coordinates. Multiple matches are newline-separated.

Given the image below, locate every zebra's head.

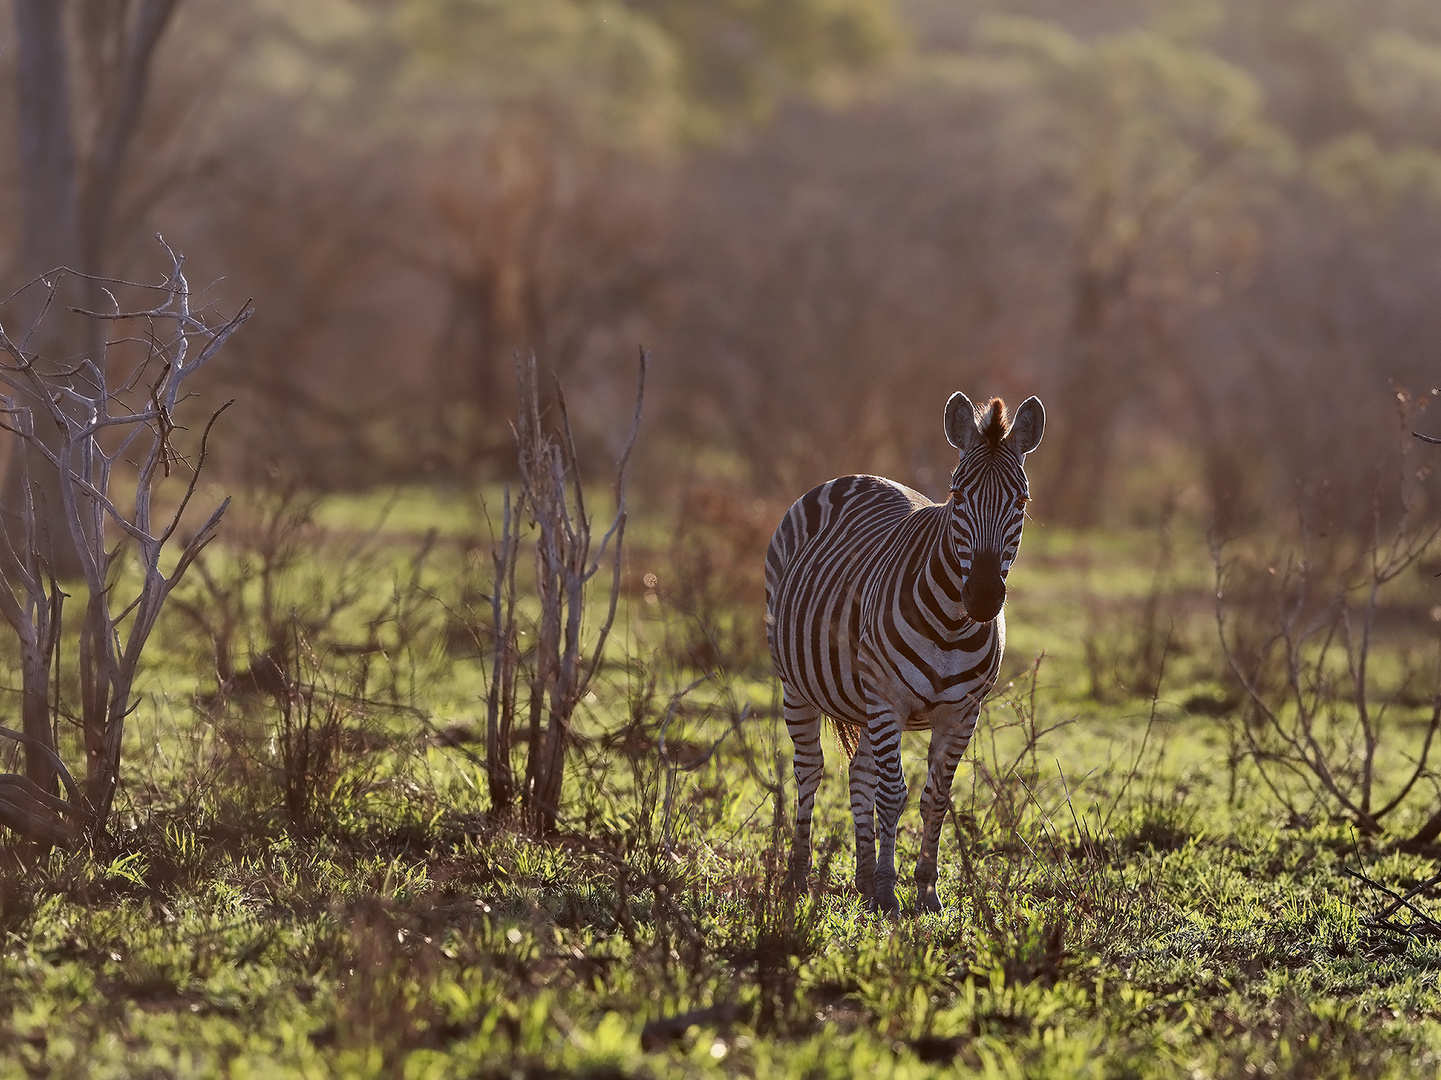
left=943, top=392, right=1045, bottom=623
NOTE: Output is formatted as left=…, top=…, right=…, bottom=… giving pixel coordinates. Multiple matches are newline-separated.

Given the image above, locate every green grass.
left=2, top=490, right=1440, bottom=1078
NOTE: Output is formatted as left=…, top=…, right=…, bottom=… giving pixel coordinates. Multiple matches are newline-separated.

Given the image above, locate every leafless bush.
left=959, top=657, right=1075, bottom=840
left=186, top=612, right=365, bottom=836
left=1213, top=404, right=1441, bottom=840
left=478, top=351, right=644, bottom=831
left=0, top=244, right=241, bottom=845
left=270, top=624, right=352, bottom=833
left=170, top=484, right=320, bottom=702
left=749, top=756, right=832, bottom=1035
left=165, top=483, right=440, bottom=834
left=952, top=660, right=1136, bottom=970
left=171, top=483, right=438, bottom=711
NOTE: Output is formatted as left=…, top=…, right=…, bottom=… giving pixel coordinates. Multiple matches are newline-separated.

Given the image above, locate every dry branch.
left=1343, top=865, right=1441, bottom=940
left=479, top=348, right=646, bottom=830
left=0, top=239, right=242, bottom=843
left=1212, top=414, right=1441, bottom=840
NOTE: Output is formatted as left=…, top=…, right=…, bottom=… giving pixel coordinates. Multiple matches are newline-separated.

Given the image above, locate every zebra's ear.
left=944, top=392, right=980, bottom=450
left=1009, top=397, right=1045, bottom=456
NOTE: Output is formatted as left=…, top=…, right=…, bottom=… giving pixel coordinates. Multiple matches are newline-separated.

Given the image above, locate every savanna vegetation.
left=2, top=0, right=1441, bottom=1077
left=0, top=385, right=1435, bottom=1077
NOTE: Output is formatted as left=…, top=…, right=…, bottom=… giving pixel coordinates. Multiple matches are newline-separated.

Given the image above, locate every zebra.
left=764, top=392, right=1044, bottom=917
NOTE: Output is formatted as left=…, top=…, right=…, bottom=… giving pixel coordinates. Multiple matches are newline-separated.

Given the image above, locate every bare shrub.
left=270, top=625, right=351, bottom=833
left=170, top=483, right=320, bottom=701
left=959, top=657, right=1074, bottom=840
left=167, top=484, right=440, bottom=834
left=170, top=483, right=438, bottom=709
left=187, top=614, right=363, bottom=836
left=950, top=659, right=1132, bottom=970
left=478, top=350, right=644, bottom=831
left=0, top=246, right=240, bottom=844
left=749, top=756, right=832, bottom=1036
left=1214, top=397, right=1441, bottom=840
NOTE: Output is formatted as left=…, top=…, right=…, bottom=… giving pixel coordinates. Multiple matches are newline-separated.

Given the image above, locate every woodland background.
left=5, top=0, right=1439, bottom=529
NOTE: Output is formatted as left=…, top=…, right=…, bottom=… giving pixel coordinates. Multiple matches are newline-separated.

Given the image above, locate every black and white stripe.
left=764, top=392, right=1045, bottom=916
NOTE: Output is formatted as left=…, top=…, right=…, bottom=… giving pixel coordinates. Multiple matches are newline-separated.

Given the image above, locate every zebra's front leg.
left=915, top=706, right=980, bottom=914
left=867, top=707, right=908, bottom=918
left=783, top=695, right=826, bottom=892
left=847, top=728, right=878, bottom=906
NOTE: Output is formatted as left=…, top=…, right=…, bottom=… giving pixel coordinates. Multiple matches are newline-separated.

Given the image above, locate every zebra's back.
left=765, top=474, right=940, bottom=727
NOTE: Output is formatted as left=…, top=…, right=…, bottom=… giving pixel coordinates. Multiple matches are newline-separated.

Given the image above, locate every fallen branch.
left=0, top=776, right=82, bottom=846
left=640, top=1003, right=740, bottom=1051
left=1342, top=865, right=1441, bottom=939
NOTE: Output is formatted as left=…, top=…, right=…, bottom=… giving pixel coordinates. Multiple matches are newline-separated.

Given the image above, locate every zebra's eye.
left=1016, top=496, right=1029, bottom=510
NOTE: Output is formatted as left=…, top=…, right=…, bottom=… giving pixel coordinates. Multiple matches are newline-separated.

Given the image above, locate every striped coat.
left=765, top=393, right=1044, bottom=916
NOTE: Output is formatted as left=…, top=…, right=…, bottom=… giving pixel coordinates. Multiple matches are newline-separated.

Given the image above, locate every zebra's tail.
left=834, top=719, right=861, bottom=760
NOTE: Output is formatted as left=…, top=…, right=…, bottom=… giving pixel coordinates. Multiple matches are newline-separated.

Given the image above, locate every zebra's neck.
left=922, top=502, right=972, bottom=619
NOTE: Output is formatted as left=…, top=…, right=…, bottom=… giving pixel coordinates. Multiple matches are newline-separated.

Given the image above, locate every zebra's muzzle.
left=961, top=551, right=1006, bottom=623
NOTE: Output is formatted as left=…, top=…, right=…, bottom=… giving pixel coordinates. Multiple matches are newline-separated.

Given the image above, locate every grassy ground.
left=2, top=487, right=1440, bottom=1078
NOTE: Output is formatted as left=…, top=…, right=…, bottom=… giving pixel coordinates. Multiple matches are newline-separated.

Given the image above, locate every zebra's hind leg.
left=783, top=694, right=825, bottom=893
left=847, top=729, right=878, bottom=908
left=915, top=706, right=981, bottom=914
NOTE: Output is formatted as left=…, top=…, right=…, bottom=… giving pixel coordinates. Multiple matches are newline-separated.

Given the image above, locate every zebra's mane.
left=979, top=398, right=1010, bottom=449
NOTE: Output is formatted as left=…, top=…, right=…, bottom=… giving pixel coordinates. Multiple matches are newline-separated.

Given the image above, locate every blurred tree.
left=1215, top=0, right=1441, bottom=147
left=1301, top=25, right=1441, bottom=218
left=389, top=0, right=904, bottom=465
left=976, top=17, right=1291, bottom=527
left=619, top=0, right=903, bottom=136
left=91, top=0, right=1441, bottom=521
left=1348, top=30, right=1441, bottom=146
left=397, top=0, right=903, bottom=142
left=409, top=115, right=667, bottom=466
left=1309, top=133, right=1441, bottom=217
left=12, top=0, right=180, bottom=334
left=659, top=84, right=1044, bottom=495
left=186, top=0, right=905, bottom=473
left=9, top=2, right=180, bottom=554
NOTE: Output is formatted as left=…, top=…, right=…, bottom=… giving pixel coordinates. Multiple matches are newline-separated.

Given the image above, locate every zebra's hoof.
left=917, top=886, right=944, bottom=915
left=871, top=889, right=900, bottom=919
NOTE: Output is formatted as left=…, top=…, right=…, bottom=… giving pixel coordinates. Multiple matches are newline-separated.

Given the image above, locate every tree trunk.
left=8, top=0, right=181, bottom=791
left=12, top=0, right=88, bottom=583
left=1047, top=264, right=1124, bottom=528
left=16, top=1, right=82, bottom=276
left=12, top=2, right=97, bottom=581
left=10, top=0, right=182, bottom=563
